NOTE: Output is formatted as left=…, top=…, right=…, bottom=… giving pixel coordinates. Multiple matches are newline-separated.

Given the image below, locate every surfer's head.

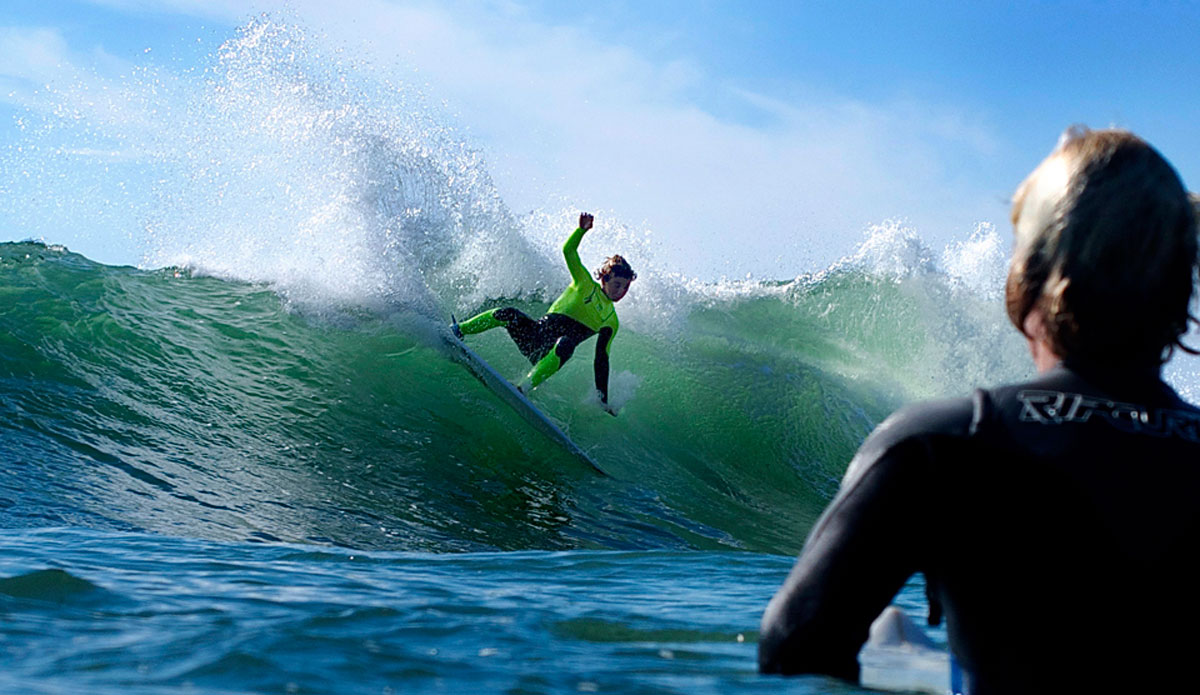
left=597, top=255, right=636, bottom=302
left=1007, top=127, right=1197, bottom=367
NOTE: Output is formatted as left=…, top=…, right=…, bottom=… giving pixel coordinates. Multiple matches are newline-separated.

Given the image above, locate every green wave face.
left=0, top=241, right=1029, bottom=554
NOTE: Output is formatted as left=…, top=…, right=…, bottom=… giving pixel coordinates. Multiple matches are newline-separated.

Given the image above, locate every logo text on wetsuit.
left=1017, top=390, right=1200, bottom=443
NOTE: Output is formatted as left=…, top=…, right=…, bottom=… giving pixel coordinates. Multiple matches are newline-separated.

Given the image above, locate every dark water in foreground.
left=0, top=527, right=940, bottom=695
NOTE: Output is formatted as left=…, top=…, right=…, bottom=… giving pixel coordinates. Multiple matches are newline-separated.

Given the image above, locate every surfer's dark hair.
left=1007, top=127, right=1198, bottom=366
left=596, top=255, right=637, bottom=282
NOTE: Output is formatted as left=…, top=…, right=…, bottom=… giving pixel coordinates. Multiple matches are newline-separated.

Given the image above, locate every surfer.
left=453, top=212, right=635, bottom=415
left=758, top=128, right=1200, bottom=694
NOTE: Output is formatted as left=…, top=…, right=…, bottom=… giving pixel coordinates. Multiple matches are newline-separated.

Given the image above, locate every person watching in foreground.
left=453, top=212, right=635, bottom=415
left=758, top=128, right=1200, bottom=694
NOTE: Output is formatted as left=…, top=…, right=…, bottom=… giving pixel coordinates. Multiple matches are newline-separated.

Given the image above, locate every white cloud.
left=0, top=26, right=80, bottom=110
left=0, top=25, right=153, bottom=137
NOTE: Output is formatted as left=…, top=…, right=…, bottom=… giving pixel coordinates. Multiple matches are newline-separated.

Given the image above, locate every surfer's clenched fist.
left=579, top=212, right=594, bottom=231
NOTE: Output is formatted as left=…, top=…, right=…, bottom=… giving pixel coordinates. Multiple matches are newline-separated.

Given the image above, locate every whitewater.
left=6, top=16, right=1190, bottom=695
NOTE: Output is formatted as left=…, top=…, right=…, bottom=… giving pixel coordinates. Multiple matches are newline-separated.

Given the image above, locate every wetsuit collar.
left=1057, top=357, right=1177, bottom=405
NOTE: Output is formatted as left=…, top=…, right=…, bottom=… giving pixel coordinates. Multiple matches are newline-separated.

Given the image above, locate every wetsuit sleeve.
left=594, top=326, right=614, bottom=403
left=758, top=398, right=972, bottom=681
left=562, top=227, right=592, bottom=286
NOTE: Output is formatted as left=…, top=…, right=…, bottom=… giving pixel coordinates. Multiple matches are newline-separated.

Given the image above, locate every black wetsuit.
left=759, top=362, right=1200, bottom=694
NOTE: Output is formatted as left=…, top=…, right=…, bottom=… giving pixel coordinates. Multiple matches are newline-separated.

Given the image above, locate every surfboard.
left=444, top=331, right=607, bottom=476
left=858, top=606, right=952, bottom=695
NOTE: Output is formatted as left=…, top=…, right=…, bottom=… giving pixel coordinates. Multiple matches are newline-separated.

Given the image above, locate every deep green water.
left=2, top=240, right=1023, bottom=554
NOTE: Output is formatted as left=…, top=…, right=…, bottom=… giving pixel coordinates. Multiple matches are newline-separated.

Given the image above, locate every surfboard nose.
left=868, top=606, right=937, bottom=649
left=858, top=606, right=950, bottom=695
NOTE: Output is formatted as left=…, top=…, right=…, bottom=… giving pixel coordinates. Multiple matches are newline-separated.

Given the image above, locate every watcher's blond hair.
left=1007, top=128, right=1198, bottom=365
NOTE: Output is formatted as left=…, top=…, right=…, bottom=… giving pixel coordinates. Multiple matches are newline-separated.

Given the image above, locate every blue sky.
left=2, top=0, right=1198, bottom=278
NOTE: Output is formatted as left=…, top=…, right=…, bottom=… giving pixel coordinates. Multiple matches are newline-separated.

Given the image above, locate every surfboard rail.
left=444, top=332, right=607, bottom=476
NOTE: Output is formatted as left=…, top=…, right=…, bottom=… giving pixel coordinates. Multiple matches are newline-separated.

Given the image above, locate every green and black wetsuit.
left=457, top=226, right=620, bottom=402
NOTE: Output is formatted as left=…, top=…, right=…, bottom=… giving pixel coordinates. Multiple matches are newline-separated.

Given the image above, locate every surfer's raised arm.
left=562, top=212, right=594, bottom=287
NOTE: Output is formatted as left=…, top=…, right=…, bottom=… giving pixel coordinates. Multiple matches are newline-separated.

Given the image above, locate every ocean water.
left=0, top=230, right=1005, bottom=694
left=0, top=526, right=934, bottom=695
left=0, top=15, right=1129, bottom=695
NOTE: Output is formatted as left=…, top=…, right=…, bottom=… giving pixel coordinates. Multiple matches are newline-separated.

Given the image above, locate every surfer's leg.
left=459, top=307, right=542, bottom=351
left=525, top=335, right=582, bottom=388
left=459, top=308, right=553, bottom=366
left=488, top=308, right=559, bottom=363
left=526, top=349, right=562, bottom=389
left=458, top=308, right=509, bottom=335
left=460, top=307, right=554, bottom=365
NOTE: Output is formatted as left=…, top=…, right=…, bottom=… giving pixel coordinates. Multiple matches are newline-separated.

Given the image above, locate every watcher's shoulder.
left=843, top=394, right=979, bottom=484
left=861, top=395, right=978, bottom=456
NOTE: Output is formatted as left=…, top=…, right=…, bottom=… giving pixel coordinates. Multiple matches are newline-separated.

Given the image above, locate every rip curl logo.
left=1017, top=390, right=1200, bottom=443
